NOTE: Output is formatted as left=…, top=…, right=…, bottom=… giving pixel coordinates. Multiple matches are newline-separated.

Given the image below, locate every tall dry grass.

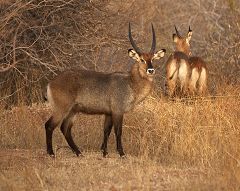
left=0, top=83, right=239, bottom=190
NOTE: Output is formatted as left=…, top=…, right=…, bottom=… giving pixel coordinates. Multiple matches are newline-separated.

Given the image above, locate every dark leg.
left=101, top=115, right=113, bottom=157
left=112, top=114, right=125, bottom=157
left=60, top=113, right=81, bottom=156
left=45, top=116, right=59, bottom=157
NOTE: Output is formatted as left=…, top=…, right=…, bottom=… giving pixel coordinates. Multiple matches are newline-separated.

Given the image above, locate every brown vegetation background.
left=0, top=0, right=240, bottom=190
left=0, top=0, right=239, bottom=106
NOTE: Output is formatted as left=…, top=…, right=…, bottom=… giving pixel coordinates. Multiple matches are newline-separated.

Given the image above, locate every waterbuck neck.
left=130, top=63, right=154, bottom=103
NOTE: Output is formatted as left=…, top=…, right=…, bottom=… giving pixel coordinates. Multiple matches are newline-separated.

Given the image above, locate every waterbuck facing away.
left=165, top=26, right=192, bottom=98
left=166, top=26, right=207, bottom=97
left=44, top=23, right=166, bottom=158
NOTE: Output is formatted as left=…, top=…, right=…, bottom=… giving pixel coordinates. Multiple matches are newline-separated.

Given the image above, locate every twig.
left=0, top=23, right=20, bottom=72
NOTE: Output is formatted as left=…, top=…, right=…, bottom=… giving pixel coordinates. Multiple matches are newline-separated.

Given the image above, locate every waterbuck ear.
left=186, top=30, right=192, bottom=44
left=152, top=49, right=166, bottom=60
left=128, top=49, right=140, bottom=61
left=173, top=34, right=179, bottom=43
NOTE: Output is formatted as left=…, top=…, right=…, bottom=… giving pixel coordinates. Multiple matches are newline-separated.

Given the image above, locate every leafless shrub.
left=0, top=0, right=239, bottom=107
left=0, top=0, right=115, bottom=107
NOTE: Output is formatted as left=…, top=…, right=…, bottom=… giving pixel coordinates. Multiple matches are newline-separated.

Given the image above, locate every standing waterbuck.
left=165, top=26, right=192, bottom=97
left=166, top=26, right=208, bottom=97
left=187, top=27, right=208, bottom=96
left=188, top=56, right=208, bottom=96
left=44, top=23, right=166, bottom=157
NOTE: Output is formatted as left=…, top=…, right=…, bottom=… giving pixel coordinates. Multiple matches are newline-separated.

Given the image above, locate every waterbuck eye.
left=140, top=58, right=145, bottom=63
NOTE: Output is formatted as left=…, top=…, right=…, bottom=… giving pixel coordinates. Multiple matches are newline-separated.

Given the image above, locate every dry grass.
left=0, top=84, right=240, bottom=190
left=0, top=149, right=208, bottom=191
left=0, top=0, right=239, bottom=190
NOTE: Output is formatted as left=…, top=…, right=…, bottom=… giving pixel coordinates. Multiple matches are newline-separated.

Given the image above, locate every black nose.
left=147, top=68, right=155, bottom=74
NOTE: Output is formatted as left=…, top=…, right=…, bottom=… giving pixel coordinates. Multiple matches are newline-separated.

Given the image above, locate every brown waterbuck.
left=44, top=23, right=166, bottom=158
left=188, top=56, right=207, bottom=96
left=165, top=26, right=192, bottom=97
left=166, top=26, right=208, bottom=97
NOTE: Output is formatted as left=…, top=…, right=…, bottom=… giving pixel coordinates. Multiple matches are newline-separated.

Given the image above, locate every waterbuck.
left=188, top=56, right=208, bottom=96
left=44, top=23, right=166, bottom=158
left=165, top=26, right=192, bottom=97
left=166, top=26, right=208, bottom=97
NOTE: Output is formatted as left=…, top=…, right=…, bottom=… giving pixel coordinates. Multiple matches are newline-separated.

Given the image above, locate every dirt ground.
left=0, top=148, right=210, bottom=191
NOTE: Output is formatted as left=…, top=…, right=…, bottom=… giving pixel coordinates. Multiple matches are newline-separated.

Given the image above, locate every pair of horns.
left=128, top=23, right=156, bottom=54
left=174, top=25, right=192, bottom=37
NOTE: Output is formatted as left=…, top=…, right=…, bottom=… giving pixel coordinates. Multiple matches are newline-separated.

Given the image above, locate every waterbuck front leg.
left=60, top=112, right=81, bottom=157
left=101, top=114, right=113, bottom=157
left=112, top=114, right=125, bottom=157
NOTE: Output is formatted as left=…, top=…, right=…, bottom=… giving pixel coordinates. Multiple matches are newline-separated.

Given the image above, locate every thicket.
left=0, top=0, right=239, bottom=107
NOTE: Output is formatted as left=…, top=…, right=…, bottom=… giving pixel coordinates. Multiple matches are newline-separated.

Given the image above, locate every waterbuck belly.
left=75, top=88, right=111, bottom=114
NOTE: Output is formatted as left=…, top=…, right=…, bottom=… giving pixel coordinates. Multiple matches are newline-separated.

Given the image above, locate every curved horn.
left=174, top=25, right=181, bottom=37
left=150, top=23, right=156, bottom=54
left=128, top=22, right=141, bottom=54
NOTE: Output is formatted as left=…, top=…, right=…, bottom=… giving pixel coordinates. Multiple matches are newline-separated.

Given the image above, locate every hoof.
left=120, top=154, right=126, bottom=159
left=48, top=153, right=55, bottom=158
left=101, top=148, right=108, bottom=158
left=102, top=151, right=108, bottom=158
left=75, top=151, right=83, bottom=157
left=47, top=150, right=55, bottom=158
left=76, top=153, right=84, bottom=157
left=119, top=150, right=125, bottom=158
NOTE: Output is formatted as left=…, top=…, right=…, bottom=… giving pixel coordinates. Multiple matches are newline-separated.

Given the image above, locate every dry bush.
left=0, top=0, right=239, bottom=107
left=0, top=0, right=116, bottom=107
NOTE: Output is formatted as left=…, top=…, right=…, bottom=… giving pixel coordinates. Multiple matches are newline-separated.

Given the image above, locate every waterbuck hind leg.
left=101, top=114, right=113, bottom=157
left=60, top=113, right=81, bottom=157
left=45, top=116, right=60, bottom=157
left=167, top=75, right=177, bottom=98
left=112, top=114, right=125, bottom=157
left=197, top=68, right=207, bottom=97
